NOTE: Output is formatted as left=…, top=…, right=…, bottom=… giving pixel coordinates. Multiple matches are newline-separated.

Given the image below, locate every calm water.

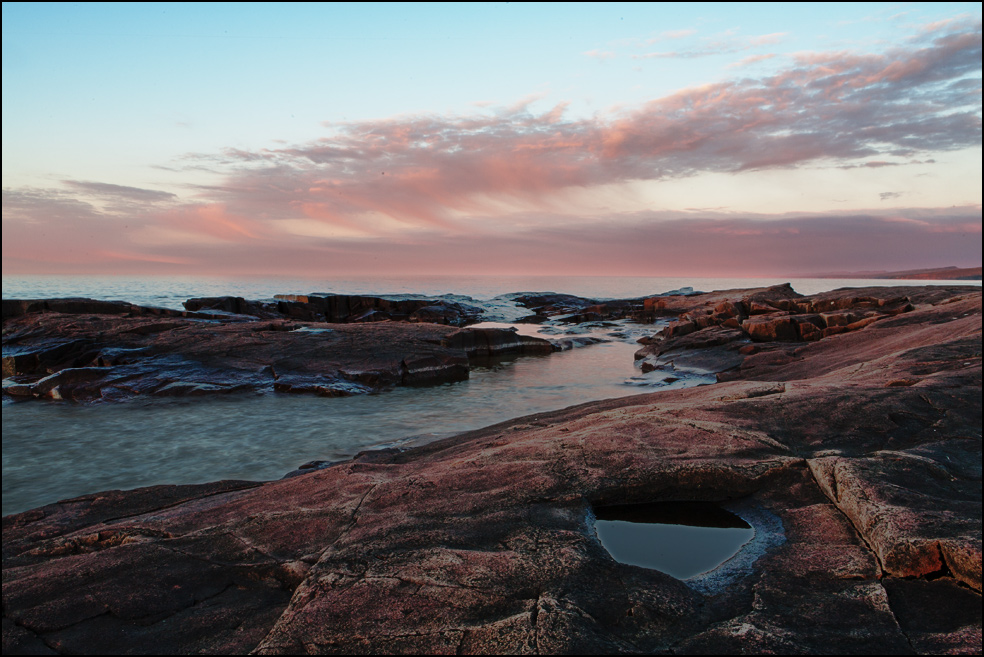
left=593, top=502, right=755, bottom=579
left=3, top=273, right=977, bottom=310
left=3, top=275, right=979, bottom=515
left=3, top=319, right=696, bottom=515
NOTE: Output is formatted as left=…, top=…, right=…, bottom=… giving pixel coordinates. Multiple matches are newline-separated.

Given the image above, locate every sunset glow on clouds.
left=2, top=3, right=981, bottom=277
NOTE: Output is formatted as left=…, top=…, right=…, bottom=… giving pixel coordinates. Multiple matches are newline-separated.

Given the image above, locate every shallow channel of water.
left=2, top=321, right=716, bottom=516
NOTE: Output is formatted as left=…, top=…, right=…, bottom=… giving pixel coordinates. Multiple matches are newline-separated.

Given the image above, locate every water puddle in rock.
left=593, top=502, right=754, bottom=579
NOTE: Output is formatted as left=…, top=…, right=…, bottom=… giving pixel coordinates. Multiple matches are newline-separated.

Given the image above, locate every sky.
left=2, top=2, right=981, bottom=278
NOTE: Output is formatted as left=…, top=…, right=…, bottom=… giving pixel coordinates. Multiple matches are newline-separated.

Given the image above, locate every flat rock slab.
left=2, top=288, right=981, bottom=654
left=2, top=310, right=554, bottom=402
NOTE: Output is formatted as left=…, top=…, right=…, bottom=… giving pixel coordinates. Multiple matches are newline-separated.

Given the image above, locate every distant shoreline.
left=803, top=265, right=982, bottom=280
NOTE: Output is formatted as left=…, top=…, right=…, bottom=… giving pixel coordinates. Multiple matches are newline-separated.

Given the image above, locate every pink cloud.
left=174, top=20, right=978, bottom=234
left=155, top=204, right=270, bottom=242
left=2, top=21, right=981, bottom=277
left=726, top=53, right=778, bottom=69
left=97, top=250, right=193, bottom=265
left=4, top=194, right=980, bottom=278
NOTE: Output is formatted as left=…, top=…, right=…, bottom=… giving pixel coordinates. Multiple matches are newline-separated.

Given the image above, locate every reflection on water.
left=2, top=329, right=707, bottom=515
left=593, top=502, right=755, bottom=579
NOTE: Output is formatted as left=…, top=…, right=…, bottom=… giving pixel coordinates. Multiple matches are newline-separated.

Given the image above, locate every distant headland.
left=804, top=265, right=982, bottom=280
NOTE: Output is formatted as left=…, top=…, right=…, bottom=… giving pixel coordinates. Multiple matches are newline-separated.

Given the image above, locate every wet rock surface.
left=2, top=285, right=981, bottom=654
left=187, top=293, right=487, bottom=327
left=2, top=301, right=554, bottom=401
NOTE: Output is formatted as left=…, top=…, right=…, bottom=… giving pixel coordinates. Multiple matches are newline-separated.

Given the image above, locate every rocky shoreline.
left=2, top=284, right=981, bottom=654
left=2, top=294, right=564, bottom=402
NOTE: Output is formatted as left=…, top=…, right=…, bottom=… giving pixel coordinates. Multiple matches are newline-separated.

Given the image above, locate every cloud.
left=2, top=21, right=981, bottom=276
left=583, top=49, right=616, bottom=60
left=748, top=33, right=786, bottom=46
left=180, top=20, right=980, bottom=230
left=880, top=192, right=904, bottom=201
left=1, top=188, right=155, bottom=268
left=652, top=29, right=697, bottom=41
left=5, top=183, right=980, bottom=277
left=726, top=53, right=778, bottom=69
left=2, top=187, right=103, bottom=224
left=838, top=161, right=902, bottom=169
left=62, top=180, right=177, bottom=202
left=634, top=32, right=787, bottom=60
left=631, top=51, right=679, bottom=60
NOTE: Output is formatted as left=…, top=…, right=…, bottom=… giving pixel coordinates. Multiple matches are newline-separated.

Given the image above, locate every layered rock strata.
left=189, top=294, right=486, bottom=326
left=2, top=286, right=980, bottom=654
left=633, top=284, right=966, bottom=381
left=2, top=302, right=552, bottom=401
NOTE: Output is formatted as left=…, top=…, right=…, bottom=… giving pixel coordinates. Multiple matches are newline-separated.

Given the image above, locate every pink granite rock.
left=2, top=286, right=980, bottom=654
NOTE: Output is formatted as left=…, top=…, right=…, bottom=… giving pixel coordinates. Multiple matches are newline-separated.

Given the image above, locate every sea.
left=2, top=274, right=979, bottom=516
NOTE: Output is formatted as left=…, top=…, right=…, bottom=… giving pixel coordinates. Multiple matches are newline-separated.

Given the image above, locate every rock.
left=742, top=313, right=798, bottom=342
left=882, top=578, right=984, bottom=654
left=820, top=310, right=867, bottom=327
left=153, top=381, right=246, bottom=396
left=273, top=375, right=371, bottom=397
left=636, top=326, right=750, bottom=375
left=747, top=300, right=779, bottom=315
left=0, top=310, right=545, bottom=402
left=551, top=336, right=608, bottom=351
left=2, top=340, right=96, bottom=377
left=791, top=314, right=825, bottom=341
left=183, top=296, right=273, bottom=317
left=512, top=293, right=596, bottom=312
left=441, top=328, right=555, bottom=357
left=809, top=449, right=982, bottom=589
left=638, top=284, right=799, bottom=322
left=272, top=294, right=485, bottom=327
left=31, top=367, right=113, bottom=400
left=514, top=314, right=550, bottom=324
left=408, top=305, right=463, bottom=325
left=401, top=354, right=470, bottom=385
left=661, top=320, right=698, bottom=338
left=2, top=286, right=980, bottom=654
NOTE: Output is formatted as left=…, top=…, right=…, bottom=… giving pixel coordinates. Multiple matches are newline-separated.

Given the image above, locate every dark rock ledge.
left=2, top=297, right=552, bottom=402
left=2, top=286, right=981, bottom=654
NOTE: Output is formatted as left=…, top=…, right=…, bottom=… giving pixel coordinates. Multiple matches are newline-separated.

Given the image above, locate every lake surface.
left=4, top=273, right=977, bottom=310
left=3, top=274, right=979, bottom=516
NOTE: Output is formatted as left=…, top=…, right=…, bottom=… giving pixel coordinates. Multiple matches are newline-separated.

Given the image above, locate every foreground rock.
left=2, top=302, right=553, bottom=401
left=2, top=287, right=981, bottom=654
